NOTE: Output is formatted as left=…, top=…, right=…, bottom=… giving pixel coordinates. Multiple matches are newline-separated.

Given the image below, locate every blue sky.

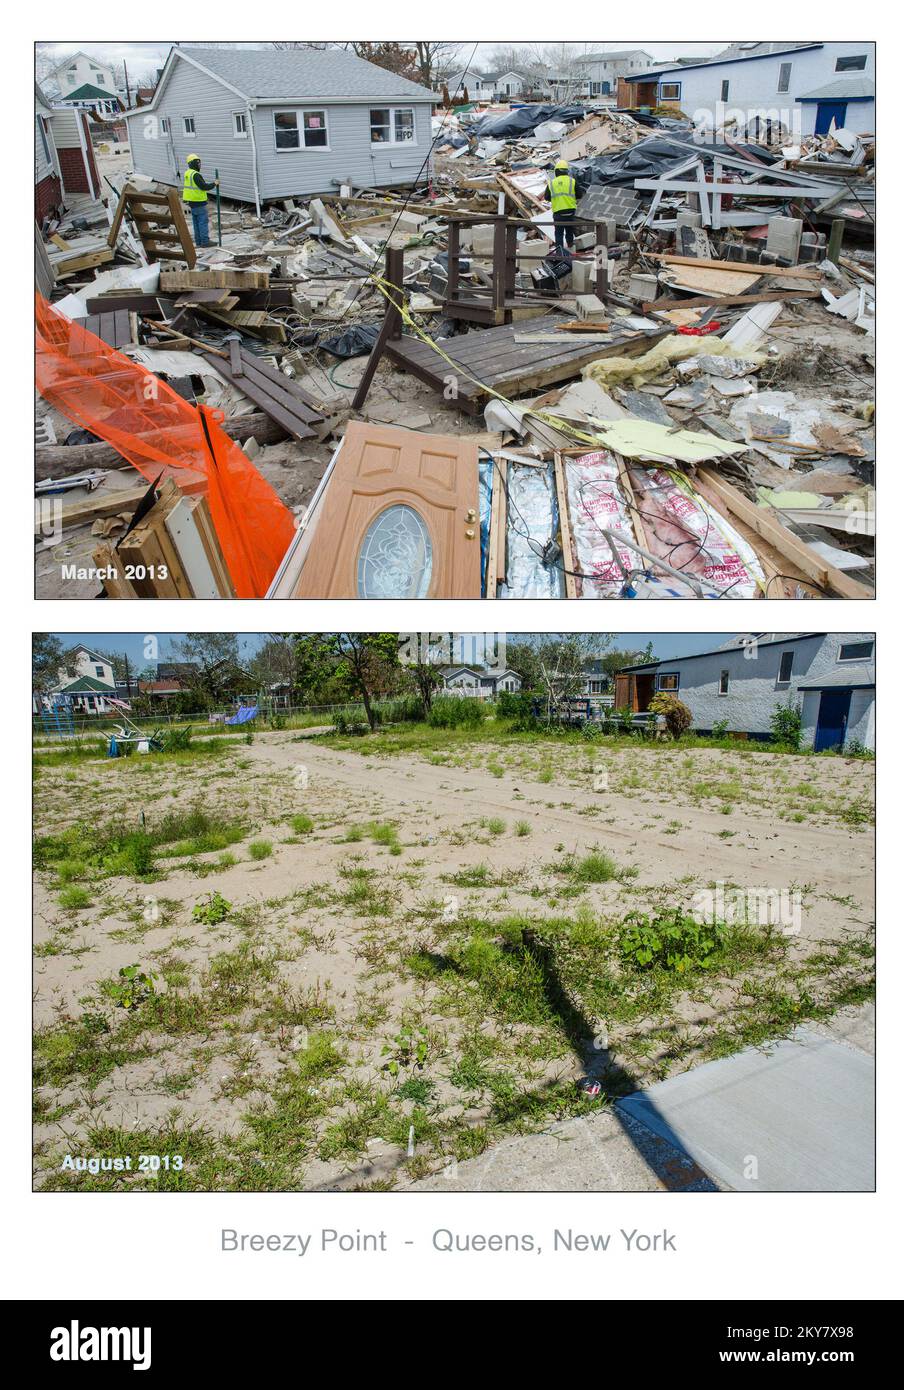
left=50, top=633, right=738, bottom=668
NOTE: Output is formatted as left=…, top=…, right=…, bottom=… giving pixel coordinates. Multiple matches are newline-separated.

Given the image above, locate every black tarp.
left=572, top=134, right=780, bottom=191
left=471, top=104, right=586, bottom=139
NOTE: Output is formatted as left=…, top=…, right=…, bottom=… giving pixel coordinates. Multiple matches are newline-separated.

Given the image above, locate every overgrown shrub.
left=770, top=701, right=802, bottom=751
left=618, top=909, right=726, bottom=974
left=427, top=696, right=487, bottom=729
left=649, top=692, right=693, bottom=738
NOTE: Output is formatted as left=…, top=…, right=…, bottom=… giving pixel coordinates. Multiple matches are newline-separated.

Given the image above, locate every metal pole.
left=215, top=167, right=222, bottom=246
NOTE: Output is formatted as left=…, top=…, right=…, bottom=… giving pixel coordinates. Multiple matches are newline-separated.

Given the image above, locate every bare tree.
left=411, top=41, right=462, bottom=89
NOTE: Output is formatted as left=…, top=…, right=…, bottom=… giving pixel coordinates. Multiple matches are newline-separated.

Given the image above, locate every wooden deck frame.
left=385, top=318, right=669, bottom=416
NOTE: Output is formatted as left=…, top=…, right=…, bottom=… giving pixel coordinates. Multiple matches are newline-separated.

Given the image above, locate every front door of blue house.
left=815, top=101, right=848, bottom=135
left=814, top=690, right=852, bottom=752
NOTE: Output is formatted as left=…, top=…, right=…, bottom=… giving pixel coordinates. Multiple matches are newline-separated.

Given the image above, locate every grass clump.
left=248, top=840, right=273, bottom=861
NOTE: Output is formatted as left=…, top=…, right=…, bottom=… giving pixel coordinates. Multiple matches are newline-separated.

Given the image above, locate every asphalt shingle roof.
left=182, top=46, right=436, bottom=103
left=798, top=77, right=874, bottom=101
left=798, top=664, right=875, bottom=689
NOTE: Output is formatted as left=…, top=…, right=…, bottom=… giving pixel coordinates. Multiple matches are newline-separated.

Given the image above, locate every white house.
left=49, top=645, right=120, bottom=714
left=614, top=633, right=875, bottom=752
left=124, top=45, right=437, bottom=212
left=625, top=42, right=875, bottom=138
left=54, top=51, right=118, bottom=99
left=442, top=666, right=523, bottom=698
left=581, top=49, right=655, bottom=98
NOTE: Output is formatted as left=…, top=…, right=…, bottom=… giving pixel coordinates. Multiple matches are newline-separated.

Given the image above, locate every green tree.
left=32, top=635, right=76, bottom=694
left=292, top=634, right=401, bottom=731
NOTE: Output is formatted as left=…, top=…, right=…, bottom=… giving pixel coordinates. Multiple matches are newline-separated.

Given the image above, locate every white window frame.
left=273, top=108, right=330, bottom=152
left=369, top=105, right=417, bottom=147
left=837, top=640, right=874, bottom=663
left=182, top=116, right=195, bottom=136
left=777, top=651, right=794, bottom=685
left=233, top=111, right=248, bottom=139
left=657, top=673, right=680, bottom=692
left=660, top=81, right=682, bottom=101
left=718, top=670, right=730, bottom=696
left=160, top=117, right=170, bottom=135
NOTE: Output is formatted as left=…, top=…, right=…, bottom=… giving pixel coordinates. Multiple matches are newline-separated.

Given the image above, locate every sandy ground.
left=33, top=729, right=874, bottom=1189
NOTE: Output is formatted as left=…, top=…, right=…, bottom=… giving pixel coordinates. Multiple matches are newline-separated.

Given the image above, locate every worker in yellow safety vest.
left=182, top=155, right=219, bottom=248
left=545, top=158, right=578, bottom=254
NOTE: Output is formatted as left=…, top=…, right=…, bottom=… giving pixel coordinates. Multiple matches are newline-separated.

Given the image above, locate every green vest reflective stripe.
left=182, top=167, right=207, bottom=203
left=549, top=172, right=577, bottom=214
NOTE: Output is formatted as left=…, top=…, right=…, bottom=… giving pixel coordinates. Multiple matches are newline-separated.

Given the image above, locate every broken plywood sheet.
left=663, top=264, right=763, bottom=296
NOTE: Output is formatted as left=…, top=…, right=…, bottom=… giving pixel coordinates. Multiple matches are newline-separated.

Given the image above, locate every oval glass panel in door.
left=357, top=505, right=433, bottom=598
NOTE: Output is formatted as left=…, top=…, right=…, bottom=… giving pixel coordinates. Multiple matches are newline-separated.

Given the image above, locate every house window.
left=719, top=670, right=730, bottom=696
left=658, top=673, right=680, bottom=692
left=838, top=640, right=874, bottom=662
left=160, top=117, right=170, bottom=134
left=182, top=116, right=195, bottom=136
left=94, top=665, right=105, bottom=678
left=836, top=55, right=867, bottom=72
left=370, top=106, right=415, bottom=144
left=778, top=652, right=794, bottom=684
left=274, top=109, right=329, bottom=150
left=660, top=82, right=681, bottom=101
left=233, top=111, right=248, bottom=138
left=720, top=80, right=730, bottom=101
left=777, top=63, right=792, bottom=93
left=96, top=73, right=106, bottom=85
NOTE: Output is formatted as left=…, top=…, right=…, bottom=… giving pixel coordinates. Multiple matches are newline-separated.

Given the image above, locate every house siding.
left=635, top=633, right=875, bottom=747
left=126, top=59, right=256, bottom=200
left=641, top=42, right=875, bottom=136
left=252, top=100, right=432, bottom=200
left=126, top=55, right=433, bottom=203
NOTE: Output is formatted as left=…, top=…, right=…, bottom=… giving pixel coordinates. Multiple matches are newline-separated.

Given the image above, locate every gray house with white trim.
left=123, top=46, right=436, bottom=213
left=615, top=633, right=875, bottom=751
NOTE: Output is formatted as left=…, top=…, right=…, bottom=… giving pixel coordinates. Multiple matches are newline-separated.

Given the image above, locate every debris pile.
left=35, top=101, right=875, bottom=599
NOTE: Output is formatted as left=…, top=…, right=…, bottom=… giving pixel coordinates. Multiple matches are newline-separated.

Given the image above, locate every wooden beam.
left=648, top=289, right=819, bottom=312
left=36, top=483, right=150, bottom=534
left=653, top=254, right=821, bottom=280
left=695, top=466, right=872, bottom=599
left=552, top=453, right=577, bottom=599
left=351, top=246, right=403, bottom=412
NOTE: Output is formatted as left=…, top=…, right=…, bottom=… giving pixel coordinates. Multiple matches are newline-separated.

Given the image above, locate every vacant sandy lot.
left=33, top=725, right=874, bottom=1190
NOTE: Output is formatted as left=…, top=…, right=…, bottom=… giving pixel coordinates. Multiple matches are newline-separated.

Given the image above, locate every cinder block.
left=397, top=210, right=428, bottom=234
left=766, top=215, right=803, bottom=266
left=629, top=272, right=658, bottom=302
left=570, top=259, right=596, bottom=293
left=460, top=224, right=495, bottom=255
left=576, top=293, right=606, bottom=319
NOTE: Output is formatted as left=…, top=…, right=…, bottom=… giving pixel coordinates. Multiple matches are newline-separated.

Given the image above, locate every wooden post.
left=351, top=246, right=404, bottom=411
left=446, top=219, right=461, bottom=305
left=492, top=218, right=507, bottom=324
left=827, top=217, right=845, bottom=266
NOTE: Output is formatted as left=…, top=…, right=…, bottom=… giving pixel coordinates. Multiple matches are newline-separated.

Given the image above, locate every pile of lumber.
left=93, top=477, right=235, bottom=598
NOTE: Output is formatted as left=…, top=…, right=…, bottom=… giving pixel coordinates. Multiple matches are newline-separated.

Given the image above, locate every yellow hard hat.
left=555, top=158, right=569, bottom=170
left=186, top=153, right=200, bottom=163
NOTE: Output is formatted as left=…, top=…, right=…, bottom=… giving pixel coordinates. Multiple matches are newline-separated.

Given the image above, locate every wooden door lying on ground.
left=294, top=421, right=481, bottom=598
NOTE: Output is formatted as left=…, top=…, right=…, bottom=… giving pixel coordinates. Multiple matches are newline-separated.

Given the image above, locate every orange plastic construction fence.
left=35, top=293, right=297, bottom=597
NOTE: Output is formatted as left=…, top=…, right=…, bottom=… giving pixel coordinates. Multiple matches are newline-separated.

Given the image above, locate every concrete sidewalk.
left=414, top=1007, right=875, bottom=1193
